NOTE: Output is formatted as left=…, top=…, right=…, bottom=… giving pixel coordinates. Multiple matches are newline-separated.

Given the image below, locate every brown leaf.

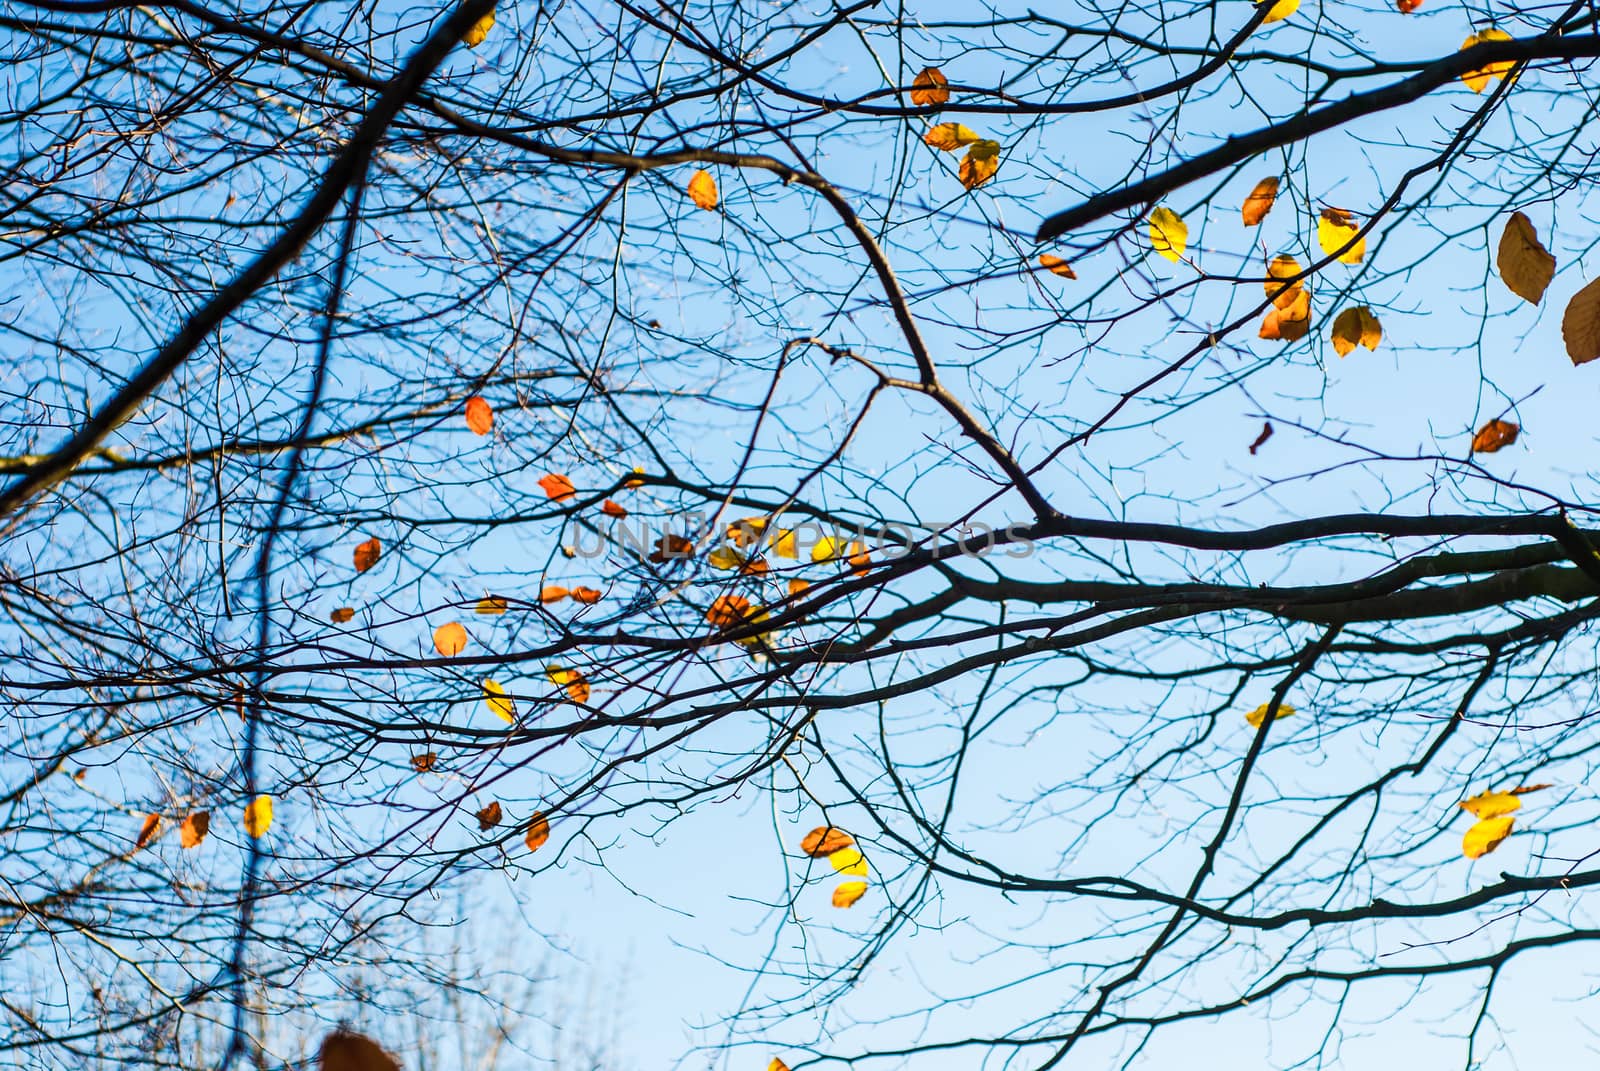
left=179, top=811, right=210, bottom=849
left=600, top=499, right=628, bottom=518
left=410, top=752, right=437, bottom=773
left=464, top=395, right=494, bottom=435
left=1498, top=212, right=1556, bottom=306
left=134, top=813, right=161, bottom=851
left=1470, top=418, right=1519, bottom=454
left=1562, top=277, right=1600, bottom=365
left=800, top=826, right=855, bottom=857
left=477, top=800, right=502, bottom=830
left=433, top=621, right=469, bottom=657
left=1038, top=253, right=1076, bottom=279
left=1248, top=422, right=1273, bottom=456
left=1241, top=176, right=1279, bottom=226
left=647, top=534, right=695, bottom=563
left=570, top=586, right=602, bottom=604
left=353, top=537, right=381, bottom=573
left=706, top=594, right=754, bottom=629
left=525, top=811, right=551, bottom=852
left=319, top=1030, right=400, bottom=1071
left=909, top=66, right=949, bottom=107
left=687, top=169, right=718, bottom=210
left=1330, top=306, right=1382, bottom=357
left=330, top=607, right=356, bottom=623
left=958, top=139, right=1000, bottom=190
left=538, top=473, right=577, bottom=501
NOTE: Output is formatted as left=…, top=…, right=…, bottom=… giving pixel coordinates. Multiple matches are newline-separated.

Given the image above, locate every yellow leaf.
left=788, top=578, right=811, bottom=597
left=476, top=595, right=508, bottom=615
left=958, top=139, right=1001, bottom=190
left=810, top=535, right=844, bottom=563
left=769, top=1060, right=792, bottom=1071
left=1257, top=0, right=1298, bottom=22
left=461, top=8, right=495, bottom=48
left=831, top=880, right=869, bottom=908
left=731, top=606, right=772, bottom=647
left=1242, top=176, right=1279, bottom=226
left=1497, top=211, right=1556, bottom=305
left=243, top=794, right=273, bottom=838
left=433, top=621, right=468, bottom=657
left=800, top=826, right=854, bottom=856
left=770, top=529, right=799, bottom=559
left=483, top=679, right=515, bottom=723
left=1562, top=276, right=1600, bottom=365
left=1458, top=790, right=1521, bottom=819
left=525, top=811, right=551, bottom=852
left=1330, top=306, right=1382, bottom=356
left=687, top=169, right=718, bottom=210
left=728, top=517, right=768, bottom=547
left=1265, top=254, right=1304, bottom=308
left=1460, top=28, right=1514, bottom=92
left=708, top=545, right=745, bottom=571
left=910, top=66, right=949, bottom=107
left=829, top=846, right=869, bottom=876
left=545, top=665, right=590, bottom=703
left=319, top=1030, right=401, bottom=1071
left=922, top=123, right=981, bottom=151
left=1317, top=208, right=1366, bottom=264
left=1244, top=701, right=1296, bottom=728
left=1148, top=206, right=1187, bottom=262
left=1470, top=418, right=1519, bottom=454
left=1462, top=815, right=1515, bottom=859
left=179, top=811, right=210, bottom=849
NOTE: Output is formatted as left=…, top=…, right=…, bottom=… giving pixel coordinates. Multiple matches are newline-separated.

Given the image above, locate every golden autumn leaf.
left=829, top=846, right=869, bottom=876
left=600, top=499, right=628, bottom=518
left=1462, top=815, right=1515, bottom=859
left=464, top=395, right=493, bottom=435
left=318, top=1029, right=400, bottom=1071
left=525, top=811, right=551, bottom=852
left=1257, top=0, right=1298, bottom=23
left=910, top=66, right=950, bottom=107
left=687, top=169, right=718, bottom=210
left=1470, top=418, right=1519, bottom=453
left=770, top=529, right=799, bottom=559
left=958, top=139, right=1001, bottom=190
left=135, top=813, right=160, bottom=851
left=538, top=473, right=577, bottom=501
left=353, top=536, right=381, bottom=573
left=1330, top=306, right=1382, bottom=356
left=623, top=466, right=646, bottom=489
left=706, top=593, right=754, bottom=629
left=1245, top=701, right=1296, bottom=728
left=787, top=578, right=811, bottom=597
left=540, top=585, right=570, bottom=603
left=740, top=555, right=770, bottom=577
left=1317, top=207, right=1366, bottom=264
left=1497, top=211, right=1556, bottom=306
left=800, top=826, right=855, bottom=857
left=769, top=1060, right=792, bottom=1071
left=810, top=535, right=846, bottom=563
left=728, top=516, right=768, bottom=547
left=831, top=880, right=869, bottom=908
left=476, top=800, right=502, bottom=830
left=1148, top=206, right=1187, bottom=262
left=1259, top=288, right=1311, bottom=341
left=433, top=621, right=469, bottom=657
left=1458, top=790, right=1521, bottom=819
left=476, top=595, right=508, bottom=615
left=1562, top=276, right=1600, bottom=365
left=1265, top=254, right=1304, bottom=307
left=330, top=606, right=355, bottom=623
left=546, top=665, right=590, bottom=704
left=411, top=752, right=437, bottom=773
left=243, top=794, right=273, bottom=838
left=483, top=679, right=515, bottom=723
left=847, top=543, right=871, bottom=576
left=731, top=606, right=772, bottom=647
left=1038, top=253, right=1077, bottom=278
left=708, top=545, right=745, bottom=571
left=1241, top=176, right=1279, bottom=226
left=570, top=586, right=602, bottom=604
left=179, top=811, right=210, bottom=849
left=1460, top=28, right=1514, bottom=92
left=461, top=8, right=495, bottom=48
left=922, top=122, right=981, bottom=151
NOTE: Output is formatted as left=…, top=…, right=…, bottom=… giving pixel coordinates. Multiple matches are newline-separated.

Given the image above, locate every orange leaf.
left=909, top=66, right=950, bottom=107
left=1471, top=418, right=1519, bottom=454
left=727, top=517, right=768, bottom=547
left=788, top=578, right=811, bottom=597
left=600, top=499, right=628, bottom=518
left=477, top=800, right=502, bottom=830
left=831, top=880, right=869, bottom=908
left=957, top=139, right=1000, bottom=190
left=1259, top=288, right=1312, bottom=341
left=410, top=752, right=437, bottom=773
left=464, top=395, right=494, bottom=435
left=570, top=586, right=602, bottom=604
left=179, top=811, right=210, bottom=849
left=525, top=811, right=551, bottom=852
left=353, top=537, right=381, bottom=573
left=330, top=606, right=355, bottom=623
left=1038, top=253, right=1077, bottom=279
left=687, top=169, right=718, bottom=210
left=706, top=593, right=753, bottom=629
left=135, top=813, right=161, bottom=851
left=318, top=1030, right=400, bottom=1071
left=1561, top=276, right=1600, bottom=365
left=433, top=621, right=469, bottom=657
left=1397, top=0, right=1422, bottom=11
left=648, top=533, right=694, bottom=563
left=538, top=473, right=577, bottom=501
left=1242, top=176, right=1279, bottom=226
left=800, top=826, right=855, bottom=857
left=623, top=467, right=646, bottom=489
left=769, top=1060, right=792, bottom=1071
left=540, top=585, right=570, bottom=603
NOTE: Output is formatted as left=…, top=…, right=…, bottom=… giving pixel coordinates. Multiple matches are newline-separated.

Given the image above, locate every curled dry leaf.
left=1242, top=176, right=1279, bottom=226
left=540, top=585, right=570, bottom=603
left=135, top=813, right=161, bottom=851
left=600, top=499, right=628, bottom=518
left=433, top=621, right=469, bottom=657
left=410, top=753, right=437, bottom=773
left=706, top=593, right=754, bottom=629
left=319, top=1029, right=401, bottom=1071
left=1148, top=206, right=1187, bottom=262
left=1462, top=815, right=1514, bottom=859
left=570, top=586, right=602, bottom=605
left=831, top=880, right=869, bottom=908
left=353, top=537, right=381, bottom=573
left=483, top=679, right=515, bottom=723
left=1511, top=782, right=1553, bottom=795
left=1038, top=253, right=1077, bottom=279
left=243, top=794, right=273, bottom=838
left=1562, top=276, right=1600, bottom=365
left=1248, top=422, right=1273, bottom=456
left=179, top=811, right=210, bottom=849
left=538, top=473, right=577, bottom=501
left=464, top=395, right=493, bottom=435
left=330, top=607, right=355, bottom=624
left=910, top=66, right=950, bottom=107
left=476, top=595, right=508, bottom=615
left=1458, top=790, right=1520, bottom=819
left=1497, top=211, right=1556, bottom=306
left=922, top=122, right=980, bottom=151
left=1317, top=207, right=1366, bottom=264
left=477, top=800, right=502, bottom=830
left=687, top=169, right=718, bottom=210
left=958, top=139, right=1001, bottom=190
left=800, top=826, right=855, bottom=857
left=1470, top=418, right=1519, bottom=454
left=1330, top=306, right=1382, bottom=356
left=648, top=534, right=695, bottom=563
left=1245, top=702, right=1296, bottom=728
left=525, top=811, right=551, bottom=852
left=461, top=8, right=495, bottom=48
